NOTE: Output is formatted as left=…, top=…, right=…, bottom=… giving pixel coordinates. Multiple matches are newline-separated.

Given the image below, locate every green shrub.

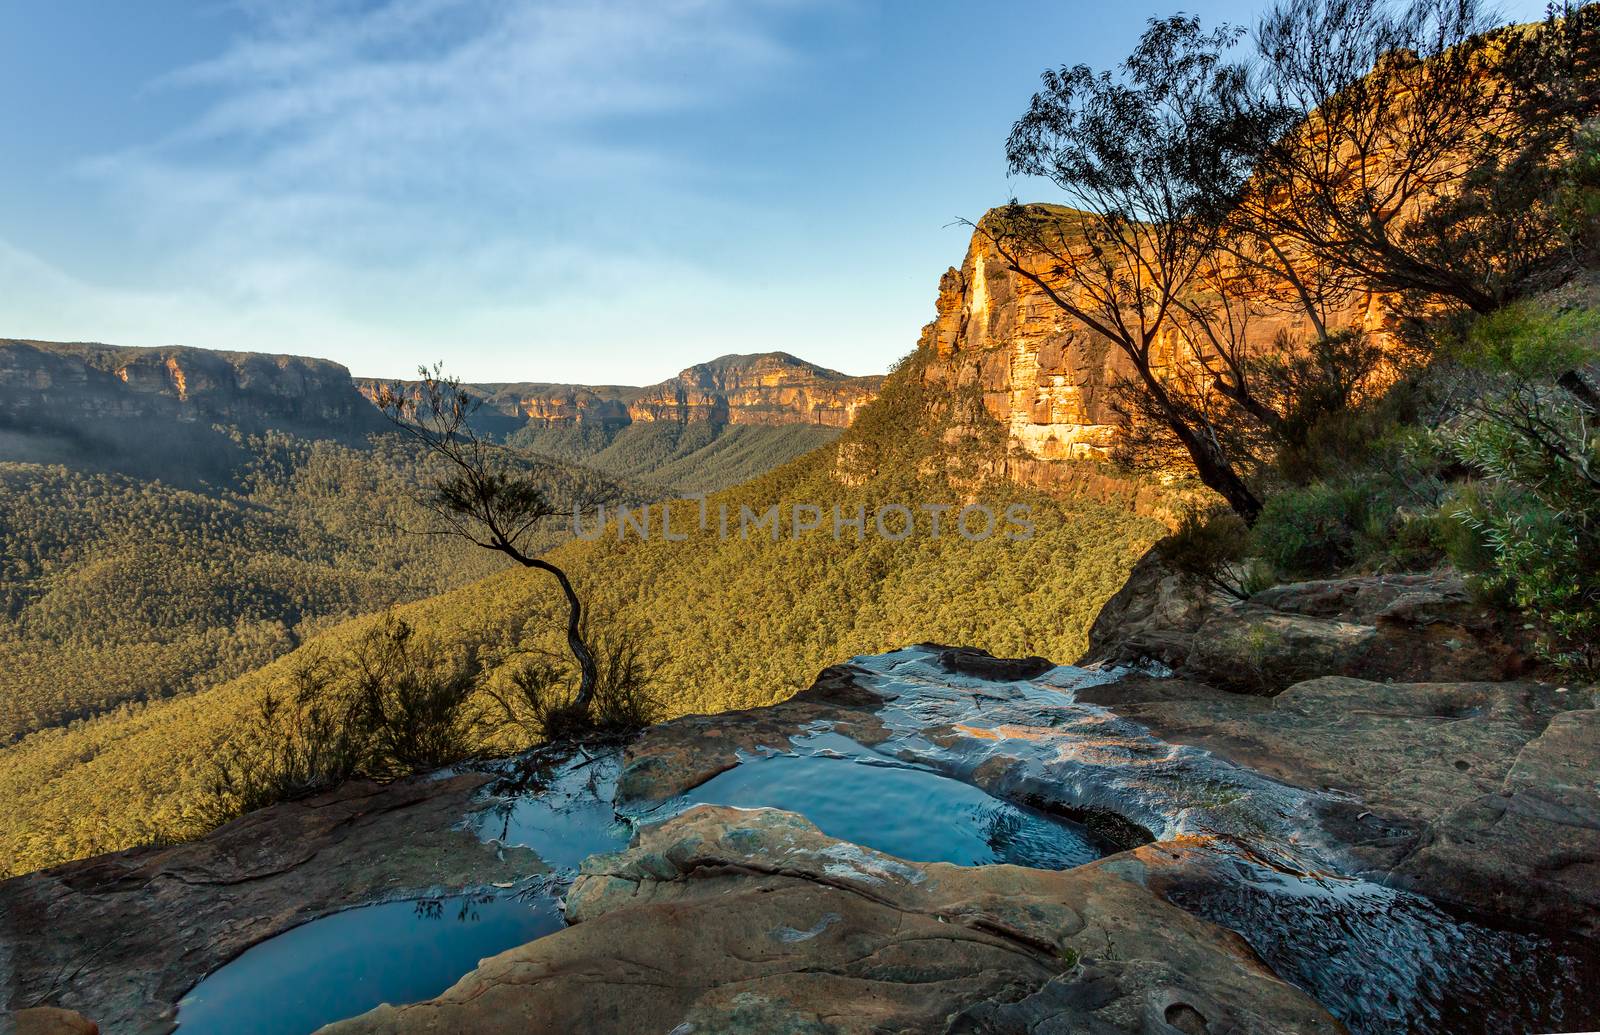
left=201, top=614, right=485, bottom=823
left=484, top=613, right=662, bottom=742
left=201, top=660, right=366, bottom=826
left=1441, top=301, right=1600, bottom=678
left=1250, top=482, right=1373, bottom=578
left=1453, top=491, right=1599, bottom=678
left=1436, top=484, right=1518, bottom=605
left=1557, top=120, right=1600, bottom=260
left=347, top=617, right=484, bottom=778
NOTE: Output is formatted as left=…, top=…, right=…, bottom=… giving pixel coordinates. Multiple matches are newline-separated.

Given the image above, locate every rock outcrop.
left=7, top=572, right=1596, bottom=1035
left=0, top=773, right=537, bottom=1035
left=909, top=210, right=1381, bottom=514
left=1078, top=673, right=1600, bottom=937
left=324, top=806, right=1338, bottom=1035
left=1084, top=553, right=1542, bottom=692
left=355, top=352, right=883, bottom=432
left=12, top=1007, right=99, bottom=1035
left=319, top=638, right=1598, bottom=1035
left=0, top=339, right=383, bottom=434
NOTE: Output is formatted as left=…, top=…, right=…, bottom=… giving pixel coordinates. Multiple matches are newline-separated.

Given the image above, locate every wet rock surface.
left=12, top=1007, right=99, bottom=1035
left=1077, top=673, right=1600, bottom=936
left=320, top=641, right=1596, bottom=1035
left=323, top=806, right=1338, bottom=1035
left=0, top=773, right=538, bottom=1035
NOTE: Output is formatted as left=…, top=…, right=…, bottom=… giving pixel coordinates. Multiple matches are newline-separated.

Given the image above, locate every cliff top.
left=0, top=337, right=357, bottom=376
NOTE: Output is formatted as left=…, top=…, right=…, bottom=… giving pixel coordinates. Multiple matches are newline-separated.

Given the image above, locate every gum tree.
left=375, top=366, right=611, bottom=712
left=991, top=15, right=1280, bottom=521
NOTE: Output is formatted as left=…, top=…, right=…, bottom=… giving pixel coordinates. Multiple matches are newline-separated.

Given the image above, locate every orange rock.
left=12, top=1006, right=100, bottom=1035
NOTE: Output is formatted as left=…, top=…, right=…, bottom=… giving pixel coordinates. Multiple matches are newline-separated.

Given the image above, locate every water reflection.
left=667, top=740, right=1103, bottom=869
left=176, top=890, right=562, bottom=1035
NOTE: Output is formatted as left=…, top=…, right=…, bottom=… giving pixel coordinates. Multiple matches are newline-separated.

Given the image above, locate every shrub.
left=201, top=660, right=366, bottom=825
left=347, top=616, right=484, bottom=778
left=1158, top=507, right=1273, bottom=600
left=1440, top=301, right=1600, bottom=678
left=1214, top=622, right=1287, bottom=696
left=1436, top=484, right=1518, bottom=605
left=487, top=613, right=662, bottom=742
left=202, top=614, right=485, bottom=823
left=1453, top=489, right=1599, bottom=678
left=1250, top=482, right=1373, bottom=578
left=1557, top=120, right=1600, bottom=262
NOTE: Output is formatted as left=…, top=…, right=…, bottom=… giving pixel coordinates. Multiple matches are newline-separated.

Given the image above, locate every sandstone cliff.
left=912, top=209, right=1385, bottom=509
left=355, top=352, right=883, bottom=432
left=0, top=339, right=383, bottom=434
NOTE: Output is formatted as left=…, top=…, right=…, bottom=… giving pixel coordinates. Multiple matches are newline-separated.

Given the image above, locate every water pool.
left=175, top=891, right=561, bottom=1035
left=677, top=748, right=1102, bottom=869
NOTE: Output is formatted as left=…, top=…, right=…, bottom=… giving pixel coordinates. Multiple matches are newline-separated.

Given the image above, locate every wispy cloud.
left=22, top=0, right=823, bottom=380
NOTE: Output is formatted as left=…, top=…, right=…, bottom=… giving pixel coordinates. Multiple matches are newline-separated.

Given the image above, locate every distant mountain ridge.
left=0, top=339, right=883, bottom=441
left=354, top=352, right=884, bottom=432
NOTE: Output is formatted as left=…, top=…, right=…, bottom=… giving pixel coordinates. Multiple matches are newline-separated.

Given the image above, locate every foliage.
left=0, top=434, right=538, bottom=745
left=1110, top=326, right=1401, bottom=497
left=1245, top=0, right=1584, bottom=313
left=1158, top=507, right=1273, bottom=599
left=488, top=614, right=663, bottom=742
left=1557, top=119, right=1600, bottom=255
left=510, top=421, right=841, bottom=497
left=200, top=660, right=366, bottom=824
left=1438, top=301, right=1600, bottom=676
left=376, top=366, right=621, bottom=712
left=347, top=616, right=485, bottom=777
left=1212, top=621, right=1288, bottom=695
left=996, top=15, right=1281, bottom=521
left=201, top=615, right=484, bottom=825
left=1249, top=480, right=1375, bottom=576
left=1034, top=0, right=1600, bottom=531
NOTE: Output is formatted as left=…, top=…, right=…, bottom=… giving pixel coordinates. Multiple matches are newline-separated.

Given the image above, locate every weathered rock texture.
left=12, top=1007, right=99, bottom=1035
left=0, top=339, right=383, bottom=433
left=318, top=630, right=1600, bottom=1034
left=356, top=352, right=883, bottom=432
left=8, top=631, right=1597, bottom=1035
left=1085, top=552, right=1542, bottom=693
left=1078, top=673, right=1600, bottom=938
left=0, top=774, right=537, bottom=1035
left=323, top=807, right=1338, bottom=1035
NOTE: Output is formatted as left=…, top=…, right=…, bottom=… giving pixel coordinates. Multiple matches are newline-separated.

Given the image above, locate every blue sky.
left=0, top=0, right=1551, bottom=383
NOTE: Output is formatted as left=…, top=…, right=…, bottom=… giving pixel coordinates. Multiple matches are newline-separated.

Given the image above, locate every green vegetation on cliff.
left=509, top=420, right=842, bottom=495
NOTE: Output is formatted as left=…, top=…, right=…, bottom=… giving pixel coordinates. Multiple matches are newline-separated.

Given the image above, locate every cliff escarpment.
left=0, top=339, right=383, bottom=434
left=910, top=210, right=1385, bottom=507
left=356, top=352, right=883, bottom=432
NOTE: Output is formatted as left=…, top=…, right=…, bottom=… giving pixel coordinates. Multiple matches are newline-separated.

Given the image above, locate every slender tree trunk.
left=1174, top=424, right=1264, bottom=524
left=524, top=557, right=599, bottom=709
left=1140, top=368, right=1265, bottom=524
left=495, top=534, right=599, bottom=711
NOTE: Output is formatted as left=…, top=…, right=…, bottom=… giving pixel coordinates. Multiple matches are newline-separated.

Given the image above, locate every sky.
left=0, top=0, right=1553, bottom=384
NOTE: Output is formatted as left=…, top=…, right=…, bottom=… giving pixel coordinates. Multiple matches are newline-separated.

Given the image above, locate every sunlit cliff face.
left=916, top=212, right=1398, bottom=474
left=2, top=340, right=376, bottom=427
